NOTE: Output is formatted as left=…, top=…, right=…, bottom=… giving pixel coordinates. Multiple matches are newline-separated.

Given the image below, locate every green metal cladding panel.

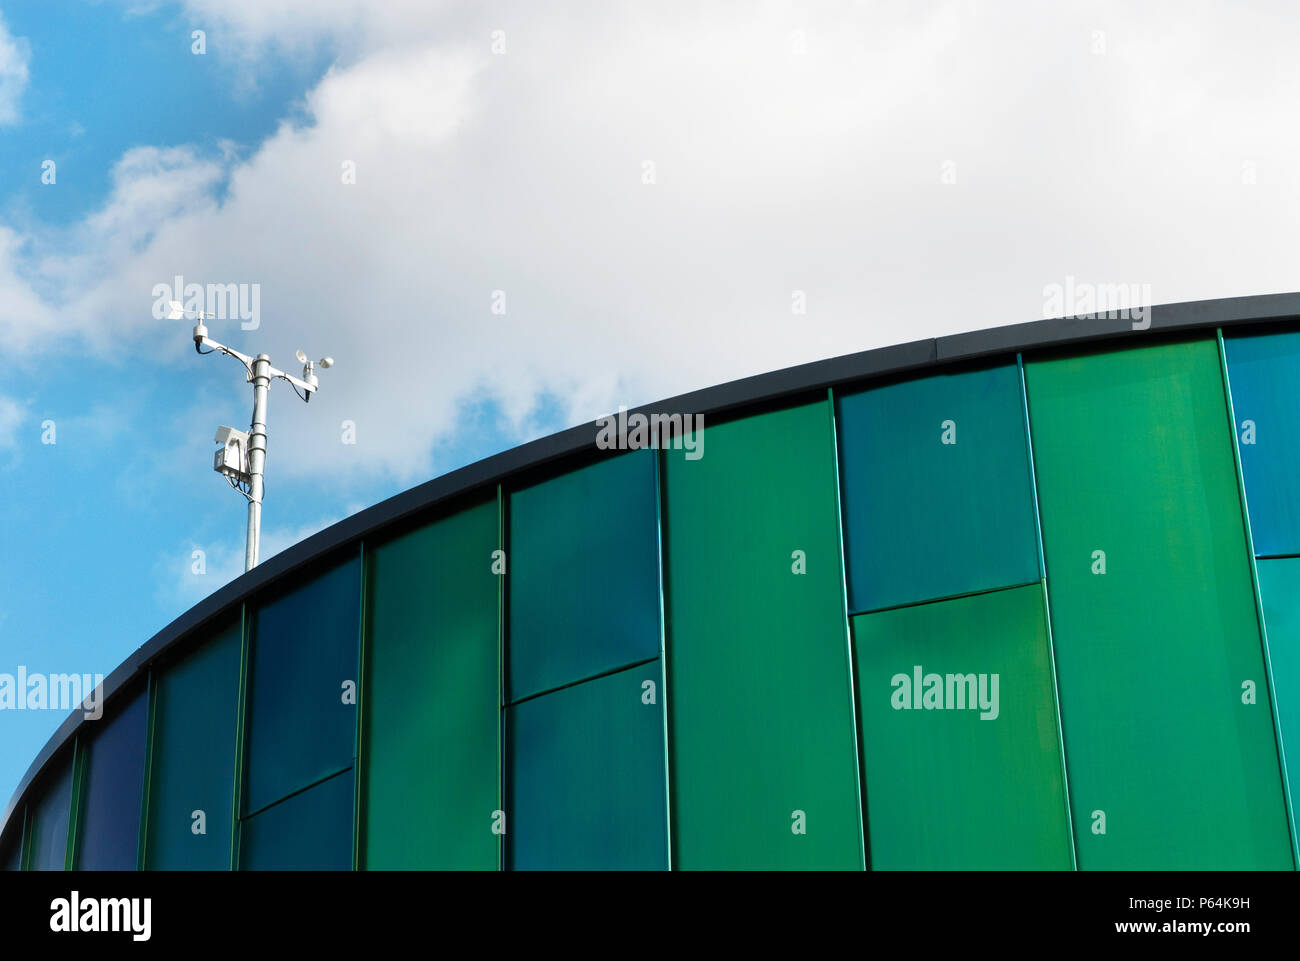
left=75, top=686, right=148, bottom=870
left=852, top=584, right=1073, bottom=869
left=27, top=752, right=73, bottom=870
left=1256, top=557, right=1300, bottom=845
left=837, top=364, right=1040, bottom=612
left=245, top=555, right=361, bottom=815
left=361, top=501, right=499, bottom=870
left=239, top=769, right=354, bottom=870
left=1025, top=338, right=1292, bottom=869
left=507, top=663, right=667, bottom=870
left=507, top=450, right=661, bottom=701
left=663, top=400, right=863, bottom=869
left=144, top=619, right=242, bottom=869
left=1223, top=330, right=1300, bottom=557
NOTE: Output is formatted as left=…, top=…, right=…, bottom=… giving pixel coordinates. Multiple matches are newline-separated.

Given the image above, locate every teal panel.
left=1257, top=556, right=1300, bottom=845
left=852, top=584, right=1073, bottom=869
left=1025, top=339, right=1292, bottom=869
left=245, top=555, right=360, bottom=814
left=0, top=812, right=20, bottom=870
left=27, top=753, right=73, bottom=871
left=145, top=620, right=242, bottom=869
left=664, top=400, right=863, bottom=869
left=507, top=663, right=667, bottom=870
left=362, top=502, right=499, bottom=870
left=1223, top=330, right=1300, bottom=556
left=837, top=363, right=1039, bottom=611
left=76, top=687, right=148, bottom=869
left=239, top=769, right=353, bottom=870
left=508, top=450, right=660, bottom=700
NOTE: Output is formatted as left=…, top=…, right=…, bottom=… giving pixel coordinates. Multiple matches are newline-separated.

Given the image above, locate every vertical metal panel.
left=506, top=663, right=667, bottom=870
left=1256, top=557, right=1300, bottom=855
left=826, top=388, right=869, bottom=869
left=1017, top=353, right=1079, bottom=869
left=507, top=450, right=660, bottom=700
left=75, top=687, right=148, bottom=870
left=496, top=484, right=504, bottom=872
left=1223, top=329, right=1300, bottom=557
left=144, top=620, right=242, bottom=869
left=663, top=400, right=862, bottom=869
left=244, top=555, right=361, bottom=814
left=1025, top=338, right=1292, bottom=868
left=852, top=584, right=1073, bottom=869
left=837, top=363, right=1039, bottom=612
left=352, top=542, right=367, bottom=872
left=26, top=752, right=73, bottom=871
left=652, top=447, right=673, bottom=870
left=1218, top=331, right=1298, bottom=864
left=239, top=770, right=354, bottom=870
left=0, top=808, right=21, bottom=870
left=360, top=501, right=499, bottom=869
left=230, top=603, right=250, bottom=871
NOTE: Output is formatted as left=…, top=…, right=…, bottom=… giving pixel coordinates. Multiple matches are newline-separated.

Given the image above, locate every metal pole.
left=245, top=354, right=270, bottom=572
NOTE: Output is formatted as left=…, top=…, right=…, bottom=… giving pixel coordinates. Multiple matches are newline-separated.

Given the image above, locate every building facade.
left=3, top=293, right=1300, bottom=870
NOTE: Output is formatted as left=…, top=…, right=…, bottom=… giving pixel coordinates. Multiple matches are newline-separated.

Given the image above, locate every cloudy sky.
left=2, top=0, right=1299, bottom=803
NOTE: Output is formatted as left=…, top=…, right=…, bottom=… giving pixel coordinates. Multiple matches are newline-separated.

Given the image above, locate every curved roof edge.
left=5, top=290, right=1300, bottom=835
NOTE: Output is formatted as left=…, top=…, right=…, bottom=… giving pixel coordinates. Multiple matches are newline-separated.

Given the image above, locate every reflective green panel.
left=852, top=584, right=1073, bottom=869
left=508, top=450, right=660, bottom=700
left=362, top=501, right=499, bottom=870
left=663, top=401, right=862, bottom=869
left=507, top=663, right=667, bottom=870
left=245, top=555, right=360, bottom=814
left=1256, top=556, right=1300, bottom=845
left=837, top=364, right=1039, bottom=612
left=239, top=769, right=353, bottom=870
left=76, top=687, right=148, bottom=869
left=27, top=753, right=73, bottom=870
left=1223, top=330, right=1300, bottom=556
left=145, top=620, right=242, bottom=869
left=0, top=812, right=20, bottom=870
left=1025, top=339, right=1292, bottom=869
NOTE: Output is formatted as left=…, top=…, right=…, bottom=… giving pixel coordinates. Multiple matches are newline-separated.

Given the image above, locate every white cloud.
left=7, top=0, right=1300, bottom=492
left=0, top=394, right=23, bottom=449
left=0, top=13, right=30, bottom=125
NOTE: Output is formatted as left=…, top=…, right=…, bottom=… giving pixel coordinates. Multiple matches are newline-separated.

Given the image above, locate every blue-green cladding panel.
left=837, top=363, right=1040, bottom=612
left=664, top=401, right=863, bottom=869
left=361, top=502, right=500, bottom=870
left=0, top=816, right=19, bottom=870
left=245, top=556, right=361, bottom=814
left=145, top=620, right=242, bottom=869
left=1224, top=329, right=1300, bottom=557
left=1025, top=340, right=1292, bottom=869
left=1257, top=556, right=1300, bottom=842
left=76, top=687, right=148, bottom=869
left=508, top=450, right=661, bottom=700
left=27, top=753, right=73, bottom=870
left=852, top=585, right=1073, bottom=869
left=239, top=770, right=354, bottom=870
left=507, top=663, right=667, bottom=870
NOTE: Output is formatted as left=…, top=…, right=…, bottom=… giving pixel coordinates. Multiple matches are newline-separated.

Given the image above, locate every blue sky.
left=4, top=0, right=1300, bottom=809
left=0, top=2, right=571, bottom=805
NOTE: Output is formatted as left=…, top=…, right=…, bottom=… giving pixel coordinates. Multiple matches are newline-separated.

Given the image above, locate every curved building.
left=4, top=292, right=1300, bottom=870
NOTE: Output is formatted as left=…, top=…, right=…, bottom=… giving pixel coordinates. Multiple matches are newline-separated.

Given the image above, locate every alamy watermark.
left=0, top=667, right=104, bottom=719
left=891, top=665, right=1000, bottom=720
left=596, top=406, right=704, bottom=460
left=51, top=892, right=151, bottom=941
left=151, top=274, right=261, bottom=330
left=1043, top=275, right=1151, bottom=330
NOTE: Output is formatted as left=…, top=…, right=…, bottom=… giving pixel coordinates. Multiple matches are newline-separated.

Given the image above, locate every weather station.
left=166, top=300, right=334, bottom=572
